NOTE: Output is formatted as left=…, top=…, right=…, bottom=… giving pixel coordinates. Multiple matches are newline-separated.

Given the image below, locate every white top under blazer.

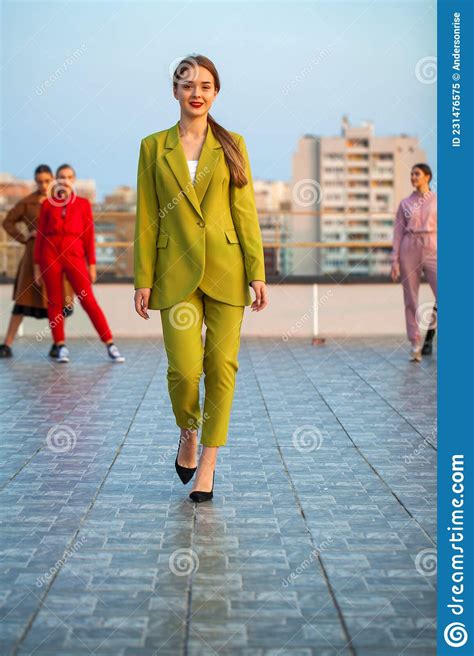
left=187, top=160, right=199, bottom=183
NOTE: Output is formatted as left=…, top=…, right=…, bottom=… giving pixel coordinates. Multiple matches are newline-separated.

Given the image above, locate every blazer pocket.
left=157, top=233, right=169, bottom=248
left=224, top=228, right=240, bottom=244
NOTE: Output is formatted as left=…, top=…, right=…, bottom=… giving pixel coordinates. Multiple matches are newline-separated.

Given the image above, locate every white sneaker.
left=107, top=343, right=125, bottom=363
left=409, top=345, right=422, bottom=362
left=56, top=345, right=70, bottom=363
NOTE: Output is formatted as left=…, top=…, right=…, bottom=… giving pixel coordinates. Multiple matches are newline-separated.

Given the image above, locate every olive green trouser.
left=159, top=286, right=245, bottom=447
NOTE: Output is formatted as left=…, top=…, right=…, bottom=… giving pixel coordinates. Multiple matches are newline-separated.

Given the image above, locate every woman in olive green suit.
left=133, top=55, right=268, bottom=502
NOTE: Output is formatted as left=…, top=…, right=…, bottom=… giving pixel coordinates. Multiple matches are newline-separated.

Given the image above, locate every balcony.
left=371, top=170, right=394, bottom=180
left=346, top=172, right=370, bottom=181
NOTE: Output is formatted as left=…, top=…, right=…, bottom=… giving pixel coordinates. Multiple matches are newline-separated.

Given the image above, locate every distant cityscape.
left=0, top=116, right=427, bottom=280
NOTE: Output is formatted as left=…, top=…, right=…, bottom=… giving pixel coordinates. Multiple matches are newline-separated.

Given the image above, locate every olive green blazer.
left=134, top=120, right=266, bottom=310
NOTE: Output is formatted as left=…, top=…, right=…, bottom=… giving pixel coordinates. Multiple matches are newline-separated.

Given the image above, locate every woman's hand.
left=391, top=262, right=400, bottom=282
left=88, top=264, right=97, bottom=283
left=26, top=229, right=38, bottom=241
left=250, top=281, right=268, bottom=312
left=33, top=264, right=42, bottom=287
left=134, top=288, right=151, bottom=320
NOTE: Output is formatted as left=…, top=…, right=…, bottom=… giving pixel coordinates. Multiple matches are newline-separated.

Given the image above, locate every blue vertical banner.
left=438, top=0, right=474, bottom=654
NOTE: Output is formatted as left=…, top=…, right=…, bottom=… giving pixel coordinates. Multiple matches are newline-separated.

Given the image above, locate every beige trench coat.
left=3, top=191, right=75, bottom=309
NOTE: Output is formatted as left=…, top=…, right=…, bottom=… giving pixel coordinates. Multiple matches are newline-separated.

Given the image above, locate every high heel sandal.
left=189, top=471, right=215, bottom=503
left=174, top=438, right=197, bottom=485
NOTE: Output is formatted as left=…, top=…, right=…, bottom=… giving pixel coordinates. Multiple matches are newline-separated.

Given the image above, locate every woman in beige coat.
left=0, top=165, right=74, bottom=358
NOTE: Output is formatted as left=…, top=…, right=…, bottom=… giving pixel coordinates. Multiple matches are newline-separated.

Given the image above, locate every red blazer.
left=34, top=195, right=96, bottom=265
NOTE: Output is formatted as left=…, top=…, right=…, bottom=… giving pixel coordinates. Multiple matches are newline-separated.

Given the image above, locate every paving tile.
left=0, top=337, right=436, bottom=655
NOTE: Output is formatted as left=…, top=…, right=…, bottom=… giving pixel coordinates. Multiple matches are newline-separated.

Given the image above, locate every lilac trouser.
left=399, top=232, right=437, bottom=345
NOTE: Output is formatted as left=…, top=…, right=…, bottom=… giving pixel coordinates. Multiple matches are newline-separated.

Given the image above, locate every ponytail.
left=172, top=54, right=248, bottom=187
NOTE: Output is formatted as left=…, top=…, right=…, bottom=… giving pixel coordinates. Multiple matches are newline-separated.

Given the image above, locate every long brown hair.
left=172, top=54, right=248, bottom=188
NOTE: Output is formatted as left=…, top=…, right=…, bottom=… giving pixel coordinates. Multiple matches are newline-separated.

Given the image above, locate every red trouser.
left=39, top=252, right=113, bottom=344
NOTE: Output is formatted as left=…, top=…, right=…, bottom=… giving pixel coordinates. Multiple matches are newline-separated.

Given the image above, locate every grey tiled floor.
left=0, top=336, right=437, bottom=655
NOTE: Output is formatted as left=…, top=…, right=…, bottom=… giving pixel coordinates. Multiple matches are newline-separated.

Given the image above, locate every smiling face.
left=410, top=166, right=431, bottom=191
left=173, top=65, right=218, bottom=118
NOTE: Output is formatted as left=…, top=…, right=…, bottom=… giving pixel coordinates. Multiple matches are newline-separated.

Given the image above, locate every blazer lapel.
left=164, top=121, right=222, bottom=221
left=193, top=124, right=222, bottom=209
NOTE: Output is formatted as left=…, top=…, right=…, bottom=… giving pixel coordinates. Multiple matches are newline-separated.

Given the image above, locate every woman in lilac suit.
left=391, top=164, right=437, bottom=362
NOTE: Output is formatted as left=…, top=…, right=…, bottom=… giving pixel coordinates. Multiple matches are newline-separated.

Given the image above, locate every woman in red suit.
left=33, top=163, right=125, bottom=363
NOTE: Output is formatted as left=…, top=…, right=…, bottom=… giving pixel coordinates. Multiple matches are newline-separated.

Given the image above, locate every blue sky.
left=1, top=1, right=436, bottom=199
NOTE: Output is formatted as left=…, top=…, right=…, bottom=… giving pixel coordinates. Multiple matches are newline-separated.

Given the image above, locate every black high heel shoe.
left=175, top=439, right=197, bottom=485
left=422, top=328, right=436, bottom=355
left=189, top=471, right=215, bottom=503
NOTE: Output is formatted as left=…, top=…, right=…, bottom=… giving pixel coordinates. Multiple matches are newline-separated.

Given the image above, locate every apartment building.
left=291, top=116, right=428, bottom=275
left=253, top=179, right=292, bottom=277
